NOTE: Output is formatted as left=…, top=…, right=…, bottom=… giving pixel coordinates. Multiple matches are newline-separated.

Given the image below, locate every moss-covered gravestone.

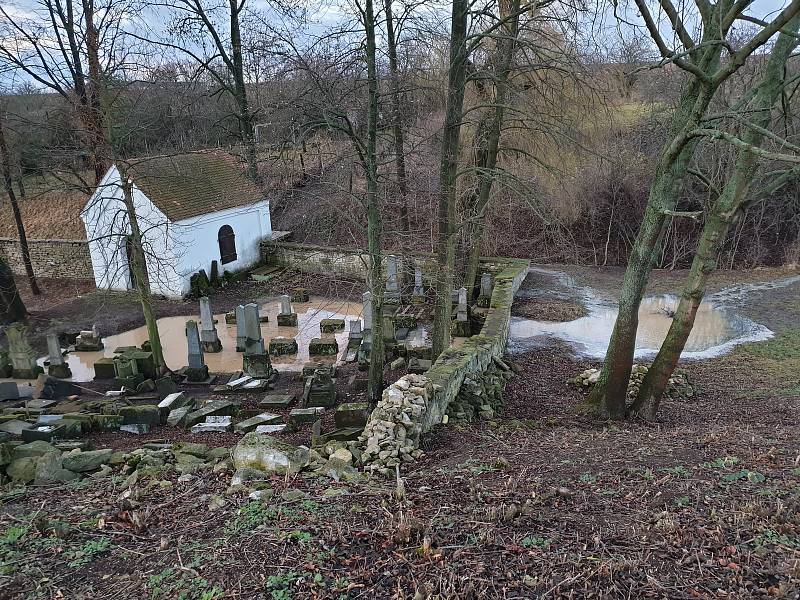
left=5, top=323, right=43, bottom=379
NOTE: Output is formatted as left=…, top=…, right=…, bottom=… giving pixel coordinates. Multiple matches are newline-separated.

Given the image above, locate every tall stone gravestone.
left=276, top=294, right=298, bottom=326
left=477, top=272, right=493, bottom=308
left=235, top=304, right=247, bottom=352
left=46, top=333, right=72, bottom=379
left=5, top=323, right=43, bottom=379
left=185, top=320, right=210, bottom=382
left=385, top=255, right=401, bottom=303
left=452, top=287, right=471, bottom=337
left=242, top=304, right=273, bottom=378
left=362, top=291, right=372, bottom=330
left=199, top=296, right=222, bottom=352
left=412, top=265, right=425, bottom=303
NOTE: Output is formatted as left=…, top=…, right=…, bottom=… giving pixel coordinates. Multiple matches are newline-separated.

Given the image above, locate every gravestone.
left=362, top=291, right=373, bottom=330
left=242, top=304, right=274, bottom=378
left=345, top=319, right=362, bottom=363
left=452, top=287, right=471, bottom=337
left=185, top=320, right=210, bottom=382
left=46, top=334, right=72, bottom=379
left=199, top=297, right=222, bottom=352
left=235, top=305, right=247, bottom=351
left=74, top=324, right=103, bottom=351
left=5, top=323, right=43, bottom=379
left=276, top=294, right=298, bottom=327
left=113, top=354, right=143, bottom=389
left=304, top=369, right=336, bottom=408
left=382, top=314, right=397, bottom=342
left=477, top=272, right=493, bottom=308
left=412, top=265, right=425, bottom=303
left=385, top=255, right=401, bottom=303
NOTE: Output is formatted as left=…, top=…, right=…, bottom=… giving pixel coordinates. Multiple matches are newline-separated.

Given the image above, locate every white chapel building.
left=81, top=150, right=272, bottom=298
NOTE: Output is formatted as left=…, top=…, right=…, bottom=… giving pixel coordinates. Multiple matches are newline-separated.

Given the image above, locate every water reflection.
left=47, top=296, right=361, bottom=382
left=510, top=294, right=772, bottom=359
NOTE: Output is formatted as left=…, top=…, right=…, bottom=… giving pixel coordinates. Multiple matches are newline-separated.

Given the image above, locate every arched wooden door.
left=218, top=225, right=237, bottom=264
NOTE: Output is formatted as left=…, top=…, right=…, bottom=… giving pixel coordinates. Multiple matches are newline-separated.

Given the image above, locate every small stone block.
left=167, top=406, right=192, bottom=428
left=22, top=425, right=65, bottom=442
left=268, top=337, right=298, bottom=356
left=260, top=393, right=295, bottom=408
left=276, top=313, right=298, bottom=327
left=309, top=338, right=339, bottom=356
left=320, top=319, right=345, bottom=334
left=185, top=400, right=238, bottom=428
left=119, top=404, right=161, bottom=426
left=334, top=402, right=370, bottom=428
left=289, top=407, right=325, bottom=425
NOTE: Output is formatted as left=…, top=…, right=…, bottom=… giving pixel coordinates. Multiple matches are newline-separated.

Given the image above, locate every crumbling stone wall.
left=0, top=238, right=94, bottom=279
left=360, top=259, right=529, bottom=470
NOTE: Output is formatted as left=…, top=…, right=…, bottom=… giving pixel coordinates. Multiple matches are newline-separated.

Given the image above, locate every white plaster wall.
left=170, top=200, right=272, bottom=295
left=80, top=165, right=183, bottom=297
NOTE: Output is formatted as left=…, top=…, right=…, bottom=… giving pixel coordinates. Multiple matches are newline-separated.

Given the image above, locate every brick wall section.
left=0, top=238, right=94, bottom=279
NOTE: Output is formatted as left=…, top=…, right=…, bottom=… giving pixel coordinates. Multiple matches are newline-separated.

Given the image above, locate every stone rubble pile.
left=447, top=357, right=513, bottom=422
left=359, top=374, right=428, bottom=474
left=570, top=364, right=697, bottom=400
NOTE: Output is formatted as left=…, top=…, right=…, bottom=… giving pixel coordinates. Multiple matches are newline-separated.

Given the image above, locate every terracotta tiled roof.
left=123, top=151, right=264, bottom=222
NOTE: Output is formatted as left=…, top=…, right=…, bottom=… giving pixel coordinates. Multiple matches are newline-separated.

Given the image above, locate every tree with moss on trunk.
left=0, top=256, right=26, bottom=324
left=585, top=0, right=800, bottom=419
left=432, top=0, right=470, bottom=360
left=631, top=14, right=800, bottom=420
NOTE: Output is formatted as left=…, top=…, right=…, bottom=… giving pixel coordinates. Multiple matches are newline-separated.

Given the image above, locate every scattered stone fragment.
left=121, top=423, right=150, bottom=434
left=235, top=413, right=282, bottom=433
left=260, top=393, right=295, bottom=408
left=62, top=449, right=113, bottom=473
left=185, top=400, right=238, bottom=428
left=255, top=424, right=287, bottom=434
left=119, top=405, right=161, bottom=426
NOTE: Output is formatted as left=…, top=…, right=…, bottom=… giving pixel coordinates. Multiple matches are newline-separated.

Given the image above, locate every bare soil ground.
left=1, top=266, right=799, bottom=599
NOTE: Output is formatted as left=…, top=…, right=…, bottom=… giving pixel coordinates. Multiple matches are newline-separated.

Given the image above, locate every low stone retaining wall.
left=260, top=238, right=518, bottom=287
left=0, top=238, right=93, bottom=279
left=361, top=258, right=529, bottom=472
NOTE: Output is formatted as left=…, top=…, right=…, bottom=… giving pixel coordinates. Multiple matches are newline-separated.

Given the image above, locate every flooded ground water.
left=46, top=296, right=362, bottom=382
left=509, top=268, right=777, bottom=359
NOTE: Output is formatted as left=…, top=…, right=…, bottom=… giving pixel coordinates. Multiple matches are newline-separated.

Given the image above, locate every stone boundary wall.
left=0, top=238, right=94, bottom=280
left=260, top=239, right=515, bottom=285
left=420, top=259, right=529, bottom=431
left=360, top=258, right=529, bottom=470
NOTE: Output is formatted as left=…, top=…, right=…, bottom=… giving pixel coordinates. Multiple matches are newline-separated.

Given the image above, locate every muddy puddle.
left=510, top=269, right=774, bottom=359
left=44, top=296, right=362, bottom=382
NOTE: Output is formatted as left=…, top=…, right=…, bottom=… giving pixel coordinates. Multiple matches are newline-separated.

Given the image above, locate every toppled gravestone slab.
left=185, top=400, right=238, bottom=428
left=234, top=412, right=282, bottom=433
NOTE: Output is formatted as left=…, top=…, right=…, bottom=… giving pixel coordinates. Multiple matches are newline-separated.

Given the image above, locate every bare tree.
left=586, top=0, right=800, bottom=419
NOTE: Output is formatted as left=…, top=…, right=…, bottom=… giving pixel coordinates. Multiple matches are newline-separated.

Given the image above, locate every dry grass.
left=0, top=173, right=90, bottom=240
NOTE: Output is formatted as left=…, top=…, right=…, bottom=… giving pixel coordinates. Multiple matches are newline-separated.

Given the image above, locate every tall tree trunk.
left=119, top=167, right=166, bottom=373
left=432, top=0, right=469, bottom=359
left=0, top=116, right=40, bottom=295
left=0, top=257, right=27, bottom=324
left=81, top=0, right=110, bottom=183
left=364, top=0, right=385, bottom=404
left=229, top=0, right=260, bottom=183
left=584, top=16, right=726, bottom=419
left=463, top=0, right=520, bottom=296
left=632, top=16, right=800, bottom=420
left=384, top=0, right=410, bottom=236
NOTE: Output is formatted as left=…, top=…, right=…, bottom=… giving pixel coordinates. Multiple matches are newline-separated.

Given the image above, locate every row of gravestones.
left=383, top=255, right=493, bottom=306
